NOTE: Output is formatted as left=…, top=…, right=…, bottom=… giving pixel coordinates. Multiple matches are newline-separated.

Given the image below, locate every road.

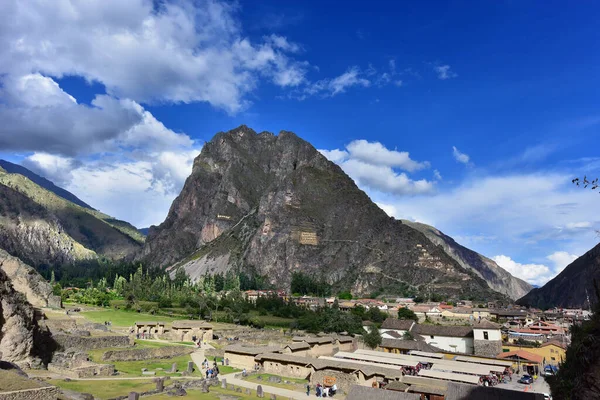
left=221, top=372, right=319, bottom=400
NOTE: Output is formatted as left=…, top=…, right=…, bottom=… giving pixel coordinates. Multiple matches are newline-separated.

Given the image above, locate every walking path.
left=221, top=372, right=319, bottom=400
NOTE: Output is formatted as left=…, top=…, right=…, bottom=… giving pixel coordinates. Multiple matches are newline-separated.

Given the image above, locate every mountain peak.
left=139, top=126, right=509, bottom=301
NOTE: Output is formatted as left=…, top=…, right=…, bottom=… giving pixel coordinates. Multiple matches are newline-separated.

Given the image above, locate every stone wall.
left=48, top=362, right=114, bottom=379
left=260, top=360, right=311, bottom=379
left=223, top=352, right=256, bottom=370
left=307, top=343, right=335, bottom=357
left=309, top=370, right=359, bottom=394
left=102, top=346, right=193, bottom=362
left=474, top=339, right=502, bottom=358
left=53, top=333, right=132, bottom=351
left=0, top=387, right=60, bottom=400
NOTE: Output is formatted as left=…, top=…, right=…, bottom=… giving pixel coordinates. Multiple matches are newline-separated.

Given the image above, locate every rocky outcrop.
left=139, top=125, right=508, bottom=300
left=0, top=250, right=61, bottom=308
left=0, top=268, right=56, bottom=366
left=0, top=166, right=142, bottom=267
left=519, top=242, right=600, bottom=308
left=401, top=220, right=532, bottom=300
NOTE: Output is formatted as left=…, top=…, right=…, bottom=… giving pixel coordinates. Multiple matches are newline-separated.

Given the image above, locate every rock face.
left=518, top=242, right=600, bottom=308
left=401, top=221, right=532, bottom=300
left=0, top=267, right=55, bottom=366
left=0, top=165, right=143, bottom=267
left=0, top=249, right=62, bottom=308
left=139, top=126, right=508, bottom=300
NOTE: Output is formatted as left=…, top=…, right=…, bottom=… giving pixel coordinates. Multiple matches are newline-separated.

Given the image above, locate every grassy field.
left=147, top=386, right=256, bottom=399
left=110, top=355, right=201, bottom=377
left=86, top=340, right=176, bottom=362
left=49, top=379, right=156, bottom=399
left=80, top=308, right=179, bottom=328
left=244, top=373, right=307, bottom=392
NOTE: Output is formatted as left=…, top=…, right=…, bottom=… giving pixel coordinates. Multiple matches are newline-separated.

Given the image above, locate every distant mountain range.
left=137, top=125, right=531, bottom=301
left=0, top=161, right=143, bottom=267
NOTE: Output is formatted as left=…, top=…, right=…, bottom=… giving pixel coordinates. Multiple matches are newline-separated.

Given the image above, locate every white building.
left=411, top=325, right=474, bottom=354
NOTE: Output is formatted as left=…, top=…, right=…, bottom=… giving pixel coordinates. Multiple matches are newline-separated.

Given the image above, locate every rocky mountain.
left=401, top=220, right=532, bottom=300
left=0, top=160, right=93, bottom=209
left=0, top=250, right=62, bottom=309
left=0, top=263, right=56, bottom=366
left=0, top=165, right=143, bottom=267
left=139, top=125, right=515, bottom=300
left=518, top=242, right=600, bottom=309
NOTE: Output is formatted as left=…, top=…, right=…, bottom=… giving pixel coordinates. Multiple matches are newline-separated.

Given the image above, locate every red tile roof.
left=497, top=350, right=543, bottom=364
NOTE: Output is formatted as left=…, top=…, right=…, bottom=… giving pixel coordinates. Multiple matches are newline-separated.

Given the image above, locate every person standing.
left=306, top=384, right=310, bottom=396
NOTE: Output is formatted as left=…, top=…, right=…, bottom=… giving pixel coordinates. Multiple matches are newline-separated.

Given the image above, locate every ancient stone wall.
left=52, top=333, right=131, bottom=351
left=474, top=339, right=502, bottom=358
left=0, top=387, right=60, bottom=400
left=260, top=361, right=311, bottom=379
left=309, top=370, right=359, bottom=394
left=222, top=352, right=256, bottom=370
left=102, top=346, right=193, bottom=362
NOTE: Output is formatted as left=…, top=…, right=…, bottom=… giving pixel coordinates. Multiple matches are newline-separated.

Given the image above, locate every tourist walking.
left=306, top=384, right=310, bottom=396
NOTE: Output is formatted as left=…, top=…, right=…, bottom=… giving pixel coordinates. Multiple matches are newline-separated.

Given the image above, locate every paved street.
left=497, top=376, right=551, bottom=396
left=222, top=372, right=319, bottom=400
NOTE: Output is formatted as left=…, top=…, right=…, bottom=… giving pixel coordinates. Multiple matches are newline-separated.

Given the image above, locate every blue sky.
left=1, top=0, right=599, bottom=286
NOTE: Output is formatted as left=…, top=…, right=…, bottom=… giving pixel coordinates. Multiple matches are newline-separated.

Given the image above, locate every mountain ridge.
left=518, top=242, right=600, bottom=308
left=0, top=159, right=93, bottom=209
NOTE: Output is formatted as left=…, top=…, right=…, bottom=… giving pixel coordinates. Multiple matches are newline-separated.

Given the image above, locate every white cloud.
left=22, top=153, right=80, bottom=187
left=319, top=141, right=434, bottom=196
left=376, top=202, right=397, bottom=217
left=346, top=140, right=429, bottom=171
left=452, top=146, right=471, bottom=164
left=492, top=251, right=579, bottom=286
left=342, top=159, right=434, bottom=195
left=0, top=74, right=192, bottom=156
left=433, top=170, right=442, bottom=180
left=492, top=255, right=553, bottom=286
left=319, top=149, right=349, bottom=164
left=434, top=65, right=457, bottom=80
left=0, top=0, right=309, bottom=114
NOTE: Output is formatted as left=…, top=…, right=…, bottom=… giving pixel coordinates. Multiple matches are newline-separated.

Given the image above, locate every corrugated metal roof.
left=418, top=369, right=481, bottom=384
left=333, top=352, right=419, bottom=367
left=445, top=382, right=545, bottom=400
left=346, top=386, right=420, bottom=400
left=409, top=351, right=444, bottom=359
left=454, top=355, right=513, bottom=367
left=223, top=345, right=281, bottom=356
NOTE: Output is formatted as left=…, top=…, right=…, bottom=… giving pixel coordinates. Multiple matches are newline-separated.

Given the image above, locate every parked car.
left=518, top=375, right=534, bottom=384
left=543, top=393, right=552, bottom=400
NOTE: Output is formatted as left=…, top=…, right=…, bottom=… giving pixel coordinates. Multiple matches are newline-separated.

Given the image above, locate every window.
left=430, top=335, right=434, bottom=339
left=483, top=331, right=489, bottom=340
left=551, top=357, right=556, bottom=361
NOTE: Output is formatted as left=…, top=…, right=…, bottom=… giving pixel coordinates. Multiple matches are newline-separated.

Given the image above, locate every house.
left=309, top=357, right=404, bottom=393
left=501, top=340, right=566, bottom=367
left=335, top=335, right=356, bottom=352
left=472, top=320, right=502, bottom=358
left=411, top=325, right=474, bottom=354
left=445, top=382, right=545, bottom=400
left=346, top=386, right=420, bottom=400
left=507, top=329, right=546, bottom=344
left=497, top=350, right=543, bottom=375
left=292, top=336, right=335, bottom=357
left=339, top=301, right=357, bottom=312
left=410, top=305, right=442, bottom=318
left=527, top=321, right=565, bottom=336
left=223, top=345, right=281, bottom=369
left=379, top=338, right=441, bottom=355
left=133, top=321, right=165, bottom=335
left=379, top=318, right=415, bottom=339
left=490, top=309, right=528, bottom=323
left=280, top=342, right=311, bottom=356
left=170, top=320, right=213, bottom=342
left=254, top=353, right=313, bottom=379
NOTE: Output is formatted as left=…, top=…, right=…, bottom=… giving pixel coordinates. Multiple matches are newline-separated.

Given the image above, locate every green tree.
left=397, top=307, right=418, bottom=321
left=363, top=325, right=382, bottom=349
left=337, top=291, right=353, bottom=300
left=548, top=281, right=600, bottom=399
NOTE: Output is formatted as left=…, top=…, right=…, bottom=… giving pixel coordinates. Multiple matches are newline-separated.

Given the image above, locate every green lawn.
left=212, top=357, right=242, bottom=374
left=0, top=371, right=46, bottom=391
left=244, top=373, right=307, bottom=392
left=109, top=355, right=201, bottom=377
left=49, top=379, right=156, bottom=399
left=147, top=386, right=256, bottom=399
left=80, top=308, right=178, bottom=328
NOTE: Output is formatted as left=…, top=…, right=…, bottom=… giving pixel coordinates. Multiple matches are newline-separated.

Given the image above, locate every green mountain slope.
left=0, top=166, right=143, bottom=267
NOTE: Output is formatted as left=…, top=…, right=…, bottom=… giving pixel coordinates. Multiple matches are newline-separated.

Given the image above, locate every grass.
left=147, top=386, right=256, bottom=399
left=244, top=373, right=307, bottom=392
left=80, top=308, right=179, bottom=327
left=0, top=370, right=46, bottom=391
left=86, top=340, right=175, bottom=362
left=212, top=357, right=242, bottom=375
left=49, top=379, right=156, bottom=399
left=107, top=355, right=200, bottom=377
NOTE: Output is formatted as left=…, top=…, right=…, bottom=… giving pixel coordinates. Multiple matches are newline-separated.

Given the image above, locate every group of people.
left=307, top=383, right=337, bottom=397
left=202, top=358, right=220, bottom=379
